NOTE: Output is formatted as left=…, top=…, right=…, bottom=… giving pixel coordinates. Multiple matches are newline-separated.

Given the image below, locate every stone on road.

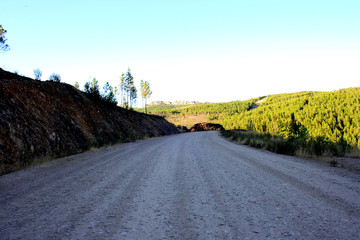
left=1, top=132, right=360, bottom=239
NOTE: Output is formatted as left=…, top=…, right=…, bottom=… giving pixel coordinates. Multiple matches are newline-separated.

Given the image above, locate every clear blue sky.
left=1, top=0, right=359, bottom=104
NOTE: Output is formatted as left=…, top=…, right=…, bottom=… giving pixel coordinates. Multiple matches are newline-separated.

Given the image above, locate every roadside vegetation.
left=26, top=66, right=154, bottom=110
left=221, top=130, right=358, bottom=165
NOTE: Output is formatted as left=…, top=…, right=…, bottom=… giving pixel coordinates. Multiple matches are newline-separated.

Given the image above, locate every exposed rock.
left=0, top=68, right=179, bottom=174
left=190, top=122, right=225, bottom=132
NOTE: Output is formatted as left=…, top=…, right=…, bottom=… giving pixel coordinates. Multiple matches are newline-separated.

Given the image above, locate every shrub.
left=221, top=129, right=353, bottom=160
left=33, top=68, right=42, bottom=80
left=49, top=73, right=61, bottom=82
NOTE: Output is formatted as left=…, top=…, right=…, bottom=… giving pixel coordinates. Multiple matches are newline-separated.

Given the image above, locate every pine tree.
left=130, top=85, right=137, bottom=108
left=119, top=73, right=125, bottom=107
left=123, top=68, right=136, bottom=109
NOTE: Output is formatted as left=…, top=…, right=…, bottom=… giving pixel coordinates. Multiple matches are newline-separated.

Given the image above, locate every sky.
left=1, top=0, right=359, bottom=105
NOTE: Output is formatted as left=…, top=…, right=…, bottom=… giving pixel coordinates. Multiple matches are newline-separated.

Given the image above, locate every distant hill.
left=147, top=98, right=261, bottom=128
left=152, top=88, right=360, bottom=149
left=135, top=100, right=207, bottom=113
left=149, top=100, right=206, bottom=106
left=0, top=68, right=178, bottom=174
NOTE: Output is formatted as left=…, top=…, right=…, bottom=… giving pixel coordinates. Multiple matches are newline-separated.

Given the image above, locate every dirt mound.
left=176, top=125, right=190, bottom=132
left=190, top=122, right=224, bottom=132
left=0, top=68, right=179, bottom=174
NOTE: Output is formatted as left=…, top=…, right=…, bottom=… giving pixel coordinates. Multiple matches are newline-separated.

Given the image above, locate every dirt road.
left=1, top=132, right=359, bottom=239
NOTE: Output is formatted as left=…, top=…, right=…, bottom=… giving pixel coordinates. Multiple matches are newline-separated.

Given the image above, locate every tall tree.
left=140, top=80, right=152, bottom=114
left=123, top=68, right=136, bottom=109
left=140, top=80, right=145, bottom=110
left=130, top=85, right=137, bottom=108
left=0, top=25, right=10, bottom=52
left=119, top=72, right=125, bottom=107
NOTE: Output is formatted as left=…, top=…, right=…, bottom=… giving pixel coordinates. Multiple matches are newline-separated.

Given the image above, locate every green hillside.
left=152, top=87, right=360, bottom=151
left=228, top=88, right=360, bottom=149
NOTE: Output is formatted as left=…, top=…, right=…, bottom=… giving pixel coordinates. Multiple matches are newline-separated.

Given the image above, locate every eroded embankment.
left=0, top=68, right=178, bottom=174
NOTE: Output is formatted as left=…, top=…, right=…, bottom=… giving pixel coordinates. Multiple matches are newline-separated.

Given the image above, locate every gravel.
left=1, top=131, right=360, bottom=239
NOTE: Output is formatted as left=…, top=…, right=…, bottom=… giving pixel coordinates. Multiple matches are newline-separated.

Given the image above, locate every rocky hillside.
left=0, top=68, right=179, bottom=174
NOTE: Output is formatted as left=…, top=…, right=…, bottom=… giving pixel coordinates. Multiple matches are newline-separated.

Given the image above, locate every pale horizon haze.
left=1, top=0, right=359, bottom=105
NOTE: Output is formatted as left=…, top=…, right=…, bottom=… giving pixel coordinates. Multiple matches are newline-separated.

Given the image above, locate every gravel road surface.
left=1, top=131, right=360, bottom=239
